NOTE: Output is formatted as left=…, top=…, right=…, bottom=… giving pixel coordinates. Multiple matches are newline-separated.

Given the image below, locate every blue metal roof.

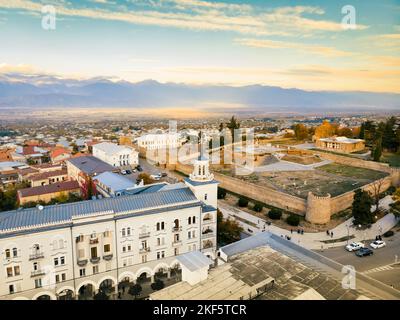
left=184, top=177, right=219, bottom=186
left=201, top=204, right=216, bottom=213
left=0, top=187, right=199, bottom=234
left=94, top=171, right=136, bottom=192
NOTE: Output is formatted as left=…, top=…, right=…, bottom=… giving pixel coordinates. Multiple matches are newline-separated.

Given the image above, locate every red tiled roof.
left=50, top=147, right=71, bottom=160
left=18, top=180, right=80, bottom=198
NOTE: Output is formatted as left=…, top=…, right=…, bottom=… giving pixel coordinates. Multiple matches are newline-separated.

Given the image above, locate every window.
left=161, top=222, right=165, bottom=230
left=12, top=248, right=17, bottom=257
left=54, top=258, right=59, bottom=266
left=188, top=217, right=191, bottom=225
left=62, top=273, right=66, bottom=281
left=127, top=227, right=131, bottom=236
left=104, top=244, right=110, bottom=253
left=174, top=248, right=179, bottom=256
left=60, top=256, right=65, bottom=265
left=79, top=269, right=85, bottom=277
left=122, top=228, right=126, bottom=237
left=55, top=274, right=60, bottom=283
left=205, top=194, right=208, bottom=200
left=91, top=247, right=98, bottom=259
left=122, top=246, right=126, bottom=253
left=6, top=267, right=13, bottom=277
left=93, top=266, right=99, bottom=274
left=78, top=249, right=85, bottom=259
left=156, top=222, right=160, bottom=231
left=142, top=255, right=147, bottom=263
left=33, top=262, right=38, bottom=271
left=9, top=285, right=14, bottom=294
left=193, top=216, right=196, bottom=224
left=5, top=249, right=10, bottom=259
left=76, top=235, right=84, bottom=243
left=127, top=245, right=131, bottom=251
left=35, top=278, right=42, bottom=288
left=188, top=231, right=191, bottom=239
left=14, top=266, right=20, bottom=276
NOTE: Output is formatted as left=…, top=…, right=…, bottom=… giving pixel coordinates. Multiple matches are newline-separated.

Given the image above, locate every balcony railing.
left=139, top=232, right=150, bottom=239
left=31, top=269, right=46, bottom=277
left=89, top=238, right=99, bottom=245
left=172, top=240, right=182, bottom=246
left=29, top=252, right=44, bottom=260
left=90, top=256, right=100, bottom=263
left=139, top=247, right=150, bottom=254
left=202, top=218, right=213, bottom=224
left=103, top=254, right=113, bottom=261
left=77, top=259, right=88, bottom=267
left=201, top=232, right=214, bottom=239
left=172, top=226, right=182, bottom=232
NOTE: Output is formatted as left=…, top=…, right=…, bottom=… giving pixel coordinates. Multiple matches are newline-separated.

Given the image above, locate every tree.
left=226, top=116, right=240, bottom=142
left=238, top=197, right=248, bottom=207
left=372, top=138, right=382, bottom=162
left=253, top=202, right=263, bottom=212
left=293, top=124, right=308, bottom=140
left=151, top=279, right=165, bottom=291
left=138, top=173, right=155, bottom=185
left=217, top=188, right=227, bottom=199
left=352, top=189, right=373, bottom=226
left=315, top=120, right=337, bottom=138
left=128, top=284, right=142, bottom=300
left=93, top=289, right=109, bottom=300
left=370, top=179, right=385, bottom=212
left=286, top=214, right=300, bottom=226
left=390, top=188, right=400, bottom=218
left=217, top=209, right=243, bottom=245
left=381, top=117, right=398, bottom=151
left=338, top=127, right=353, bottom=138
left=268, top=208, right=282, bottom=220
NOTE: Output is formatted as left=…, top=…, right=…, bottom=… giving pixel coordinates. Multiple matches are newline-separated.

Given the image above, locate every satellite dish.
left=37, top=205, right=44, bottom=211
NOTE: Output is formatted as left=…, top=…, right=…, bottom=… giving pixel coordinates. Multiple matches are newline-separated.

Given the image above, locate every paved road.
left=317, top=232, right=400, bottom=273
left=124, top=158, right=178, bottom=184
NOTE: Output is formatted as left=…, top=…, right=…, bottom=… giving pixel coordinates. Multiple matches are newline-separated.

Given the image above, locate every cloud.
left=0, top=0, right=368, bottom=37
left=234, top=38, right=353, bottom=57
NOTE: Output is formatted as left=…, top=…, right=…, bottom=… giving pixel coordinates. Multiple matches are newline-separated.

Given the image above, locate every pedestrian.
left=330, top=231, right=333, bottom=238
left=290, top=229, right=293, bottom=234
left=297, top=229, right=300, bottom=234
left=301, top=229, right=304, bottom=235
left=326, top=230, right=330, bottom=236
left=118, top=292, right=121, bottom=299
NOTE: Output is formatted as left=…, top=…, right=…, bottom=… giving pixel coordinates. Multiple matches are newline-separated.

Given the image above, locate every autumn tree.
left=293, top=124, right=308, bottom=140
left=315, top=120, right=337, bottom=138
left=138, top=173, right=155, bottom=185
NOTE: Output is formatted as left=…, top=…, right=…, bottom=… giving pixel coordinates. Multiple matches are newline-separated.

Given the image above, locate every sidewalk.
left=218, top=195, right=399, bottom=250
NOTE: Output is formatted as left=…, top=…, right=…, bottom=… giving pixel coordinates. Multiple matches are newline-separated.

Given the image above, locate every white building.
left=92, top=142, right=139, bottom=168
left=136, top=133, right=182, bottom=150
left=0, top=158, right=218, bottom=300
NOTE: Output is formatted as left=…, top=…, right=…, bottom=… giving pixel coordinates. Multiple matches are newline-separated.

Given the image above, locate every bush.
left=238, top=197, right=248, bottom=207
left=217, top=188, right=227, bottom=199
left=383, top=230, right=394, bottom=238
left=268, top=208, right=282, bottom=220
left=253, top=203, right=263, bottom=212
left=286, top=214, right=300, bottom=226
left=151, top=279, right=165, bottom=291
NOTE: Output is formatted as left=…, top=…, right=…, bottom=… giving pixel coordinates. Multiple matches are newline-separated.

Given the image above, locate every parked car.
left=120, top=170, right=127, bottom=175
left=247, top=228, right=253, bottom=233
left=345, top=242, right=365, bottom=252
left=161, top=172, right=167, bottom=177
left=150, top=174, right=161, bottom=181
left=370, top=240, right=386, bottom=249
left=132, top=169, right=137, bottom=173
left=137, top=166, right=143, bottom=172
left=356, top=247, right=374, bottom=257
left=125, top=169, right=132, bottom=175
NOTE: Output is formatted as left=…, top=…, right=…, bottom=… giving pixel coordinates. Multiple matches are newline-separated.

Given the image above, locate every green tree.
left=268, top=208, right=282, bottom=220
left=138, top=173, right=155, bottom=185
left=372, top=137, right=382, bottom=162
left=217, top=209, right=243, bottom=245
left=217, top=188, right=227, bottom=199
left=226, top=116, right=240, bottom=141
left=382, top=117, right=398, bottom=151
left=151, top=279, right=165, bottom=291
left=93, top=289, right=109, bottom=300
left=238, top=197, right=248, bottom=207
left=352, top=189, right=373, bottom=226
left=128, top=284, right=142, bottom=300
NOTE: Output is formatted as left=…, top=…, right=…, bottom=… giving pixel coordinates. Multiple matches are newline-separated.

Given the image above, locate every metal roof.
left=94, top=171, right=136, bottom=191
left=93, top=142, right=134, bottom=155
left=67, top=156, right=115, bottom=175
left=176, top=251, right=213, bottom=272
left=184, top=177, right=219, bottom=186
left=0, top=187, right=199, bottom=234
left=220, top=231, right=273, bottom=258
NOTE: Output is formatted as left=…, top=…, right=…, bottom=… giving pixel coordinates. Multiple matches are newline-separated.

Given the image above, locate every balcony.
left=201, top=232, right=214, bottom=239
left=31, top=269, right=46, bottom=277
left=202, top=217, right=213, bottom=224
left=172, top=240, right=182, bottom=246
left=202, top=241, right=214, bottom=249
left=139, top=247, right=150, bottom=254
left=172, top=226, right=182, bottom=232
left=89, top=238, right=99, bottom=245
left=139, top=232, right=150, bottom=239
left=103, top=254, right=113, bottom=261
left=29, top=252, right=44, bottom=260
left=90, top=256, right=100, bottom=264
left=77, top=259, right=88, bottom=267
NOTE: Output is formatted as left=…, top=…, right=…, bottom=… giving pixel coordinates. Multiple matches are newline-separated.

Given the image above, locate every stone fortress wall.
left=170, top=150, right=400, bottom=224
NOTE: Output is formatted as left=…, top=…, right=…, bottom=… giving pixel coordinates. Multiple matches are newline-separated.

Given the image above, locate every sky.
left=0, top=0, right=399, bottom=93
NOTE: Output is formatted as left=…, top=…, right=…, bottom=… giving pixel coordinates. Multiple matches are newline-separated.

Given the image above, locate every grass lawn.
left=317, top=163, right=388, bottom=180
left=380, top=152, right=400, bottom=167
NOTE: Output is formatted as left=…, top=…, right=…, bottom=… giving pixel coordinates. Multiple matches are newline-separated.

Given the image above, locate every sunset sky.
left=0, top=0, right=399, bottom=92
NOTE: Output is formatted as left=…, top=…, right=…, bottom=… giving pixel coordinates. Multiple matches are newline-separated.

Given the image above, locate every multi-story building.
left=0, top=158, right=218, bottom=300
left=136, top=133, right=182, bottom=151
left=92, top=142, right=138, bottom=168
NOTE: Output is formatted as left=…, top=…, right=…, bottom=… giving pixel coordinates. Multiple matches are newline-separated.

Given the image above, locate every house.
left=92, top=142, right=139, bottom=168
left=17, top=180, right=81, bottom=205
left=50, top=147, right=71, bottom=164
left=13, top=146, right=49, bottom=164
left=28, top=168, right=68, bottom=187
left=0, top=157, right=217, bottom=300
left=315, top=136, right=365, bottom=154
left=0, top=147, right=15, bottom=162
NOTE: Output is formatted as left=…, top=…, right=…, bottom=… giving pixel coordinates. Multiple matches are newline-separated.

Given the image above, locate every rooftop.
left=67, top=155, right=116, bottom=176
left=93, top=171, right=136, bottom=191
left=29, top=169, right=67, bottom=181
left=17, top=180, right=80, bottom=198
left=318, top=136, right=364, bottom=144
left=93, top=142, right=134, bottom=155
left=2, top=185, right=200, bottom=236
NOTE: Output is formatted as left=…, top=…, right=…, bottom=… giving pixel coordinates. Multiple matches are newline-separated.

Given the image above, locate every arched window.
left=5, top=249, right=10, bottom=259
left=161, top=222, right=165, bottom=230
left=122, top=228, right=126, bottom=237
left=188, top=217, right=191, bottom=225
left=174, top=219, right=179, bottom=228
left=127, top=227, right=131, bottom=236
left=12, top=248, right=17, bottom=257
left=156, top=222, right=160, bottom=231
left=193, top=216, right=196, bottom=224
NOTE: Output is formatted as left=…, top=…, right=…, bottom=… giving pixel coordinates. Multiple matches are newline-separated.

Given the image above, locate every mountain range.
left=0, top=74, right=399, bottom=112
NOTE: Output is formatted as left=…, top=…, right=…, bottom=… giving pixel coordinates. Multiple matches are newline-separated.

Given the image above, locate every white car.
left=120, top=170, right=127, bottom=175
left=150, top=174, right=161, bottom=181
left=345, top=242, right=365, bottom=252
left=370, top=240, right=386, bottom=249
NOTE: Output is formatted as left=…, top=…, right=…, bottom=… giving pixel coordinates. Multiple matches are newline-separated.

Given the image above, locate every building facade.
left=0, top=158, right=217, bottom=300
left=315, top=136, right=365, bottom=154
left=92, top=142, right=139, bottom=168
left=136, top=134, right=182, bottom=151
